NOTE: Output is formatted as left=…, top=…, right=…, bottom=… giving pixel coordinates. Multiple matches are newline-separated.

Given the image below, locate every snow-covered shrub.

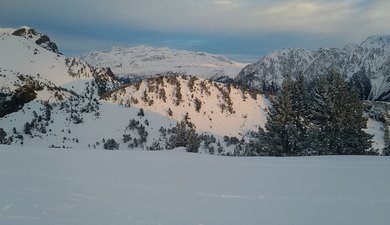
left=0, top=128, right=11, bottom=145
left=104, top=139, right=119, bottom=150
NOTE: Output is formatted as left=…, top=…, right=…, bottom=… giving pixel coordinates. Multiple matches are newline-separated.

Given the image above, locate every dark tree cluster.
left=124, top=118, right=149, bottom=148
left=247, top=72, right=374, bottom=156
left=214, top=84, right=234, bottom=114
left=201, top=134, right=217, bottom=154
left=168, top=119, right=201, bottom=153
left=104, top=139, right=119, bottom=150
left=194, top=98, right=202, bottom=112
left=223, top=135, right=240, bottom=146
left=188, top=76, right=198, bottom=92
left=199, top=80, right=211, bottom=96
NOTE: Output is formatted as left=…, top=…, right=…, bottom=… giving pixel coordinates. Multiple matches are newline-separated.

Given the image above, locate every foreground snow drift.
left=0, top=146, right=389, bottom=225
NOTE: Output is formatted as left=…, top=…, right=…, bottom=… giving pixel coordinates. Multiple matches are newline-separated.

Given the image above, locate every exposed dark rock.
left=12, top=27, right=60, bottom=54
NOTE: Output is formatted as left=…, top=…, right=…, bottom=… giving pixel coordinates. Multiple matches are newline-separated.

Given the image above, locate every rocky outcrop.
left=12, top=27, right=60, bottom=54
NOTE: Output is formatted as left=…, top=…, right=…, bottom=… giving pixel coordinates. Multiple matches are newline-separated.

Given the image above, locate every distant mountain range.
left=235, top=35, right=390, bottom=101
left=81, top=46, right=246, bottom=83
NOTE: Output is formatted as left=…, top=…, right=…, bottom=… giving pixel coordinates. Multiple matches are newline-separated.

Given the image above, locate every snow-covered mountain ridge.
left=81, top=45, right=246, bottom=81
left=3, top=26, right=61, bottom=54
left=236, top=35, right=390, bottom=101
left=0, top=26, right=268, bottom=154
left=0, top=26, right=123, bottom=147
left=0, top=27, right=118, bottom=116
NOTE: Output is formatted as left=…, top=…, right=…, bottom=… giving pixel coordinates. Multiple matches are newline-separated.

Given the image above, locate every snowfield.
left=0, top=146, right=389, bottom=225
left=81, top=46, right=246, bottom=80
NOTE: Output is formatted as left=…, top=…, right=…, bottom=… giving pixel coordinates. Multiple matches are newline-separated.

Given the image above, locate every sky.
left=1, top=0, right=389, bottom=62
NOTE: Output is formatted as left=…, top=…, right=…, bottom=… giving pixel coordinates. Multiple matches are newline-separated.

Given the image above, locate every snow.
left=0, top=145, right=389, bottom=225
left=0, top=31, right=260, bottom=151
left=81, top=46, right=246, bottom=79
left=0, top=32, right=75, bottom=88
left=105, top=76, right=269, bottom=138
left=0, top=28, right=15, bottom=34
left=365, top=118, right=385, bottom=152
left=0, top=31, right=113, bottom=94
left=237, top=35, right=390, bottom=102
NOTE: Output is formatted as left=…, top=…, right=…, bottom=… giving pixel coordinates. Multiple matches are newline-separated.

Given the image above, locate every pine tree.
left=186, top=128, right=201, bottom=153
left=263, top=75, right=303, bottom=156
left=244, top=127, right=268, bottom=156
left=290, top=73, right=311, bottom=154
left=170, top=120, right=188, bottom=148
left=259, top=71, right=373, bottom=156
left=137, top=108, right=144, bottom=117
left=310, top=72, right=373, bottom=155
left=104, top=139, right=119, bottom=150
left=0, top=128, right=10, bottom=145
left=167, top=108, right=173, bottom=117
left=168, top=119, right=200, bottom=152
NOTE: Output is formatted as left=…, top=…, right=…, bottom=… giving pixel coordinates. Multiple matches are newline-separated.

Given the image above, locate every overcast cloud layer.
left=1, top=0, right=389, bottom=61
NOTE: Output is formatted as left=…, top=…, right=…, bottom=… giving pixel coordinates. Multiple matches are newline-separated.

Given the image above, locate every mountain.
left=0, top=26, right=268, bottom=155
left=236, top=36, right=390, bottom=101
left=0, top=26, right=118, bottom=117
left=81, top=46, right=246, bottom=82
left=102, top=75, right=268, bottom=137
left=10, top=26, right=60, bottom=54
left=0, top=26, right=124, bottom=147
left=0, top=26, right=386, bottom=154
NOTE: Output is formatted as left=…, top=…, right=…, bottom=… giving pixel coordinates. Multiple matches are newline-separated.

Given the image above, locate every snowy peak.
left=11, top=26, right=60, bottom=54
left=236, top=35, right=390, bottom=101
left=11, top=26, right=39, bottom=38
left=342, top=43, right=360, bottom=52
left=81, top=46, right=246, bottom=80
left=361, top=35, right=390, bottom=50
left=0, top=26, right=118, bottom=118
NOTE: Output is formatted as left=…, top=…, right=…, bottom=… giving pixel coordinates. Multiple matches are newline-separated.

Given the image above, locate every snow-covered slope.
left=0, top=26, right=267, bottom=154
left=0, top=145, right=389, bottom=225
left=0, top=27, right=117, bottom=90
left=236, top=36, right=390, bottom=101
left=81, top=46, right=246, bottom=81
left=0, top=75, right=268, bottom=154
left=103, top=75, right=268, bottom=137
left=0, top=26, right=123, bottom=148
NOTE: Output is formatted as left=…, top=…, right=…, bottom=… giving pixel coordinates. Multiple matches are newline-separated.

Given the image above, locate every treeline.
left=246, top=72, right=376, bottom=156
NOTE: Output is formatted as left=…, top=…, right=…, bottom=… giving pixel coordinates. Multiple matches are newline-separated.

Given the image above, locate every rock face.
left=235, top=36, right=390, bottom=101
left=12, top=26, right=60, bottom=54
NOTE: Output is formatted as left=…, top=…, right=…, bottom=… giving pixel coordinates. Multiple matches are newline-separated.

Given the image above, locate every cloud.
left=1, top=0, right=389, bottom=56
left=64, top=0, right=386, bottom=40
left=1, top=0, right=387, bottom=38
